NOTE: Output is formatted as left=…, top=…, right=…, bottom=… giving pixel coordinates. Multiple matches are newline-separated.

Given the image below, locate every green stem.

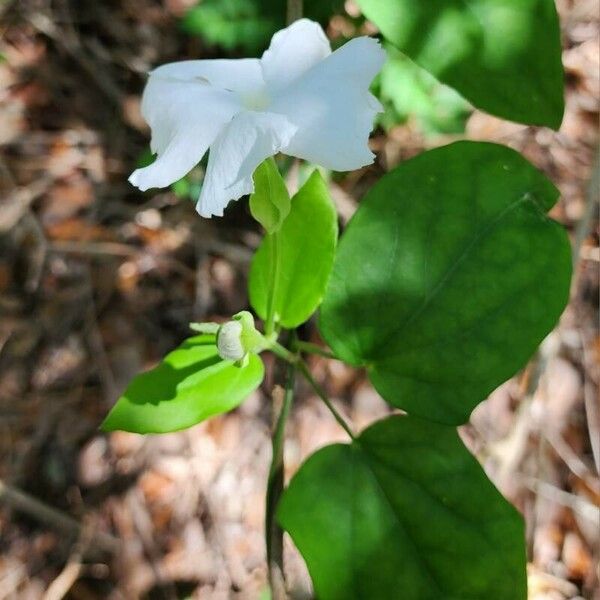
left=297, top=360, right=356, bottom=440
left=295, top=340, right=338, bottom=360
left=266, top=361, right=295, bottom=599
left=269, top=340, right=298, bottom=364
left=265, top=231, right=281, bottom=336
left=267, top=342, right=354, bottom=440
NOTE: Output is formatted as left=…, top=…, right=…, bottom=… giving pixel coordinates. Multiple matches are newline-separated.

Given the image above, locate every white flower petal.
left=261, top=19, right=331, bottom=94
left=198, top=112, right=297, bottom=218
left=271, top=37, right=386, bottom=172
left=217, top=321, right=245, bottom=361
left=129, top=59, right=264, bottom=191
left=148, top=59, right=264, bottom=96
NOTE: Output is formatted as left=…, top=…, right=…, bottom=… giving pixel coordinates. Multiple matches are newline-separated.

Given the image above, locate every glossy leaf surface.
left=102, top=336, right=264, bottom=433
left=250, top=171, right=338, bottom=329
left=279, top=416, right=527, bottom=600
left=320, top=142, right=571, bottom=424
left=358, top=0, right=564, bottom=128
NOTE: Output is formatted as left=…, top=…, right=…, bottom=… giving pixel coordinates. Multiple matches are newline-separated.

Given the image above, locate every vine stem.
left=265, top=231, right=281, bottom=336
left=263, top=338, right=354, bottom=595
left=266, top=360, right=295, bottom=600
left=294, top=340, right=338, bottom=360
left=287, top=0, right=303, bottom=24
left=296, top=360, right=356, bottom=440
left=268, top=341, right=355, bottom=440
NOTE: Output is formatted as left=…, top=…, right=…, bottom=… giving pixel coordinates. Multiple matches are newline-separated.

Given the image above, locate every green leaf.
left=377, top=45, right=471, bottom=136
left=278, top=415, right=527, bottom=600
left=319, top=142, right=571, bottom=425
left=357, top=0, right=564, bottom=128
left=249, top=171, right=338, bottom=329
left=250, top=159, right=291, bottom=234
left=102, top=335, right=264, bottom=433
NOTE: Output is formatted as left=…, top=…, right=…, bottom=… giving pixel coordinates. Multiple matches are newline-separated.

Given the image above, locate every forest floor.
left=0, top=0, right=598, bottom=598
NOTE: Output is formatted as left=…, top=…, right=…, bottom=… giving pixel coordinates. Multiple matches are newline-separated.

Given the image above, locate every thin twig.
left=521, top=476, right=600, bottom=523
left=572, top=146, right=599, bottom=269
left=0, top=479, right=119, bottom=554
left=0, top=176, right=53, bottom=233
left=43, top=525, right=94, bottom=600
left=26, top=12, right=123, bottom=106
left=82, top=264, right=119, bottom=403
left=48, top=240, right=137, bottom=257
left=286, top=0, right=303, bottom=24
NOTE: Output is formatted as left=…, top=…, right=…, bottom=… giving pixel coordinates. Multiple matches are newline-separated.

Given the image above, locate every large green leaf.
left=249, top=171, right=338, bottom=329
left=102, top=336, right=264, bottom=433
left=319, top=142, right=571, bottom=425
left=357, top=0, right=564, bottom=128
left=278, top=415, right=527, bottom=600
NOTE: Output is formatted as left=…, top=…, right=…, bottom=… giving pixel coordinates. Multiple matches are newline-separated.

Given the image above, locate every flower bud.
left=216, top=321, right=245, bottom=361
left=216, top=311, right=266, bottom=365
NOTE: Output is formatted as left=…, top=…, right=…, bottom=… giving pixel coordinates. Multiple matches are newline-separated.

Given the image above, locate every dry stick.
left=582, top=336, right=600, bottom=474
left=43, top=559, right=84, bottom=600
left=43, top=525, right=94, bottom=600
left=0, top=479, right=119, bottom=554
left=573, top=148, right=600, bottom=474
left=26, top=12, right=123, bottom=107
left=287, top=0, right=303, bottom=24
left=572, top=147, right=599, bottom=269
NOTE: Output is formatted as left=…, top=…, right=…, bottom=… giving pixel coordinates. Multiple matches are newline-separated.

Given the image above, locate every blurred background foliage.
left=180, top=0, right=345, bottom=53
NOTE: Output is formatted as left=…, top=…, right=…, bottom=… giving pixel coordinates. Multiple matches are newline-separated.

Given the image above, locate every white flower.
left=129, top=19, right=385, bottom=217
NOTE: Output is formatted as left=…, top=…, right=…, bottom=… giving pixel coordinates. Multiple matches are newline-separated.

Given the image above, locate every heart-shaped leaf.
left=102, top=335, right=264, bottom=433
left=249, top=170, right=338, bottom=329
left=319, top=142, right=571, bottom=425
left=357, top=0, right=564, bottom=128
left=278, top=415, right=527, bottom=600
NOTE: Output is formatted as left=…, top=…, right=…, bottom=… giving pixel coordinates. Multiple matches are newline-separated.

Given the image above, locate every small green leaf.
left=358, top=0, right=564, bottom=128
left=102, top=335, right=264, bottom=434
left=319, top=142, right=571, bottom=425
left=278, top=415, right=527, bottom=600
left=249, top=171, right=338, bottom=329
left=250, top=159, right=291, bottom=234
